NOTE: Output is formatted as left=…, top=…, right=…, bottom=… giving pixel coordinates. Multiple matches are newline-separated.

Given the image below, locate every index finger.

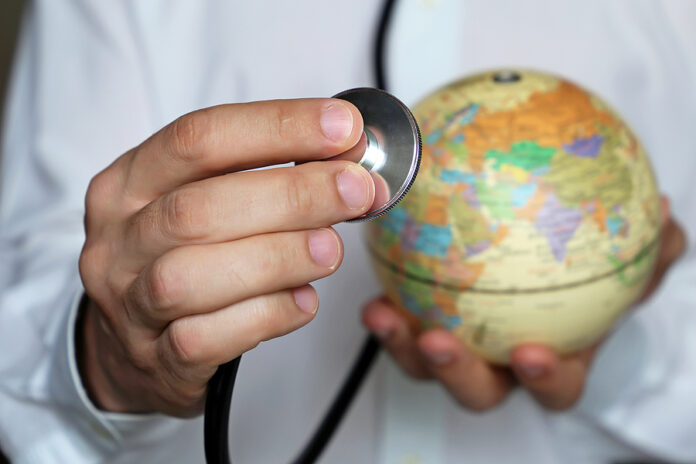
left=114, top=98, right=364, bottom=202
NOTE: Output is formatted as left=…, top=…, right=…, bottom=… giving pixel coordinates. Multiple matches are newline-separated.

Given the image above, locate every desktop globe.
left=366, top=70, right=660, bottom=364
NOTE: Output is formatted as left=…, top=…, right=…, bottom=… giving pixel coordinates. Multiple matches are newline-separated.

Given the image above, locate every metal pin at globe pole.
left=333, top=88, right=422, bottom=221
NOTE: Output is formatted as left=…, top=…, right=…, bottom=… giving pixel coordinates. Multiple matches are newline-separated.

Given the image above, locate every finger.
left=656, top=195, right=686, bottom=268
left=639, top=209, right=687, bottom=302
left=157, top=286, right=318, bottom=371
left=362, top=297, right=431, bottom=379
left=116, top=98, right=364, bottom=202
left=510, top=344, right=596, bottom=410
left=126, top=160, right=373, bottom=260
left=417, top=330, right=514, bottom=411
left=127, top=228, right=342, bottom=328
left=661, top=219, right=687, bottom=266
left=659, top=195, right=670, bottom=227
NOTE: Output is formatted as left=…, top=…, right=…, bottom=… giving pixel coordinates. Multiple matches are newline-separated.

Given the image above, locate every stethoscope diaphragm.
left=332, top=88, right=421, bottom=222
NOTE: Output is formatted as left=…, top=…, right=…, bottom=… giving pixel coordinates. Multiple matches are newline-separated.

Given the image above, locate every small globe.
left=367, top=70, right=660, bottom=364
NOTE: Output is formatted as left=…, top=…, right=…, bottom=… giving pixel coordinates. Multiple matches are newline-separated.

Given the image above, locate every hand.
left=363, top=196, right=686, bottom=411
left=78, top=99, right=374, bottom=416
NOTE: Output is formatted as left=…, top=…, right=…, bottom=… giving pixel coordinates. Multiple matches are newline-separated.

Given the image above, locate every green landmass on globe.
left=367, top=70, right=660, bottom=363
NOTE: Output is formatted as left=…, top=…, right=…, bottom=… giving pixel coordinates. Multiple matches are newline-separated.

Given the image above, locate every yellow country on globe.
left=367, top=69, right=661, bottom=364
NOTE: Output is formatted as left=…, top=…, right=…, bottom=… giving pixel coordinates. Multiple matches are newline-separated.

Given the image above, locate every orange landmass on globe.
left=626, top=125, right=640, bottom=159
left=643, top=199, right=660, bottom=227
left=453, top=183, right=469, bottom=196
left=385, top=245, right=402, bottom=269
left=440, top=248, right=486, bottom=288
left=458, top=82, right=619, bottom=171
left=492, top=224, right=509, bottom=245
left=433, top=290, right=458, bottom=316
left=586, top=198, right=608, bottom=232
left=516, top=188, right=547, bottom=221
left=413, top=253, right=447, bottom=276
left=425, top=194, right=451, bottom=226
left=432, top=149, right=454, bottom=168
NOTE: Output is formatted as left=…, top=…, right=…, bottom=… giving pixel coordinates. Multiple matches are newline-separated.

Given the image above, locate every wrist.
left=76, top=296, right=147, bottom=413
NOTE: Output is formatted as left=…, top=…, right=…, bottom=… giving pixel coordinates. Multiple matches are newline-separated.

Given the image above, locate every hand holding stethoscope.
left=203, top=1, right=422, bottom=462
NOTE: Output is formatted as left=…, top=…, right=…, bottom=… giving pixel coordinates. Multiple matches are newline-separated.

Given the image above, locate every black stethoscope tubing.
left=203, top=1, right=397, bottom=463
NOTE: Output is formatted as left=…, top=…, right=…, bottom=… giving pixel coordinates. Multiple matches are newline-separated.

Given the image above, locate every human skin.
left=78, top=98, right=374, bottom=416
left=78, top=97, right=686, bottom=416
left=363, top=197, right=687, bottom=411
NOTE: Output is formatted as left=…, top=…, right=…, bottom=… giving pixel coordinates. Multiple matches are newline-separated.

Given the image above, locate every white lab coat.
left=1, top=1, right=695, bottom=463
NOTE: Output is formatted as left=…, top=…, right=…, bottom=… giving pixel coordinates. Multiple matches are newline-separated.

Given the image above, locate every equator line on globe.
left=367, top=69, right=661, bottom=363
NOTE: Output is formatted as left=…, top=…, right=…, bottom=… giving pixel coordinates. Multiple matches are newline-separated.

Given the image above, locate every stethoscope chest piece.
left=333, top=88, right=421, bottom=222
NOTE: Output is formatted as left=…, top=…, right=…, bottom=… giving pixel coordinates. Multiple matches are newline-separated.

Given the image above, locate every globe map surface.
left=367, top=70, right=660, bottom=363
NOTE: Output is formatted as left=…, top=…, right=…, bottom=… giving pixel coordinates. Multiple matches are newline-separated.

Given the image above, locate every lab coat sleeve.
left=0, top=1, right=194, bottom=462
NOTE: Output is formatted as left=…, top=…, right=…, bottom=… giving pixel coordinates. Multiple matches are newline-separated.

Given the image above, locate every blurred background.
left=0, top=0, right=24, bottom=128
left=0, top=5, right=22, bottom=463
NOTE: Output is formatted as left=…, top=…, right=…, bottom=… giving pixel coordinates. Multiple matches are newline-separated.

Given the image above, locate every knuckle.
left=104, top=270, right=127, bottom=311
left=224, top=258, right=252, bottom=293
left=167, top=319, right=202, bottom=365
left=169, top=111, right=210, bottom=162
left=125, top=341, right=156, bottom=372
left=127, top=204, right=157, bottom=243
left=115, top=330, right=156, bottom=372
left=78, top=241, right=103, bottom=286
left=255, top=237, right=296, bottom=272
left=249, top=298, right=279, bottom=333
left=85, top=170, right=115, bottom=218
left=281, top=173, right=318, bottom=215
left=79, top=242, right=121, bottom=307
left=122, top=282, right=144, bottom=325
left=147, top=257, right=186, bottom=312
left=267, top=104, right=299, bottom=141
left=162, top=188, right=210, bottom=240
left=246, top=296, right=289, bottom=344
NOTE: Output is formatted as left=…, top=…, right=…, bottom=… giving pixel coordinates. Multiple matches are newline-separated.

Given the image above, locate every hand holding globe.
left=362, top=70, right=686, bottom=410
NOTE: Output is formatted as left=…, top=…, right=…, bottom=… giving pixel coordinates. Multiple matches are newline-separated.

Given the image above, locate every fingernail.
left=308, top=229, right=340, bottom=268
left=337, top=165, right=370, bottom=210
left=424, top=350, right=454, bottom=366
left=293, top=286, right=318, bottom=314
left=515, top=365, right=546, bottom=379
left=320, top=103, right=353, bottom=143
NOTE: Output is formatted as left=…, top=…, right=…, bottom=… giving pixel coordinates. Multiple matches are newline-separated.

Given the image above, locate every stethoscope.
left=203, top=1, right=420, bottom=462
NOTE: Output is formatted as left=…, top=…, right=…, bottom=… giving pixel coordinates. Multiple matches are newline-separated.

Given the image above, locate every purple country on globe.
left=367, top=70, right=661, bottom=363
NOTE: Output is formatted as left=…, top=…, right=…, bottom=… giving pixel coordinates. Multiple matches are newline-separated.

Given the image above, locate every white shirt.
left=1, top=1, right=695, bottom=463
